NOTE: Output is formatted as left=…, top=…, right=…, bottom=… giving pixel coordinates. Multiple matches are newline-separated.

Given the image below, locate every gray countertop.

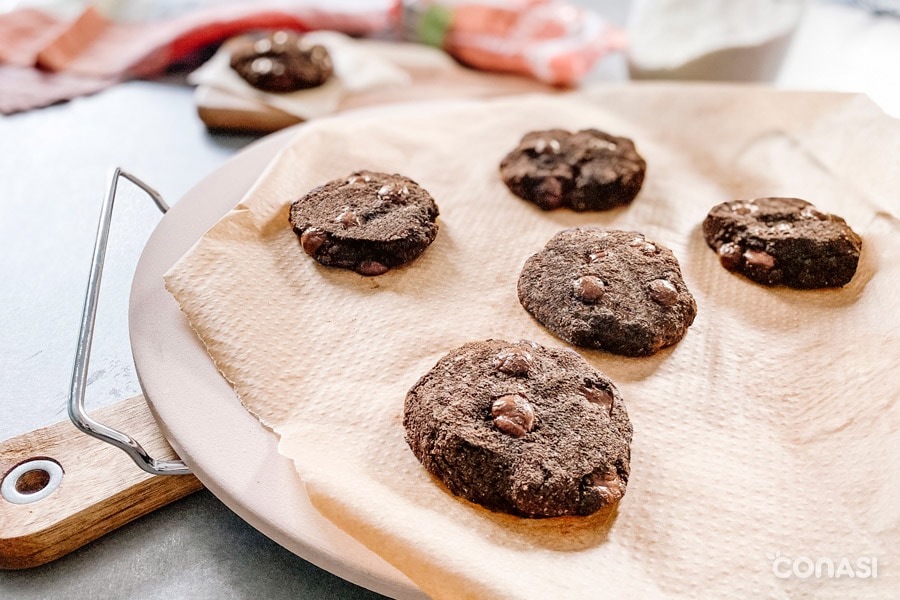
left=0, top=80, right=385, bottom=600
left=2, top=1, right=898, bottom=598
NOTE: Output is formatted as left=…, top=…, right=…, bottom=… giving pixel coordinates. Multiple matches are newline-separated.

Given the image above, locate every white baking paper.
left=165, top=84, right=900, bottom=599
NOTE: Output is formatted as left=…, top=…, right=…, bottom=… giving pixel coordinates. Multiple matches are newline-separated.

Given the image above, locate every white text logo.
left=768, top=551, right=878, bottom=579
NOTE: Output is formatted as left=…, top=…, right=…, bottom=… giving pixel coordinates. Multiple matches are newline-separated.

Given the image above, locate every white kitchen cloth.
left=165, top=83, right=900, bottom=599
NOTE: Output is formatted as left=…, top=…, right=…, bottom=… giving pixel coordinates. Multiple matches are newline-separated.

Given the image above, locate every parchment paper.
left=164, top=83, right=900, bottom=599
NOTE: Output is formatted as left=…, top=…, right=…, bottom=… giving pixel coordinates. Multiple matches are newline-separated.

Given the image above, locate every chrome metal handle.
left=69, top=168, right=191, bottom=476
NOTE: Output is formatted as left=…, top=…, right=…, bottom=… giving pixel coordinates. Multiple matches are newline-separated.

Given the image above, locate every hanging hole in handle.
left=16, top=468, right=50, bottom=494
left=1, top=458, right=64, bottom=505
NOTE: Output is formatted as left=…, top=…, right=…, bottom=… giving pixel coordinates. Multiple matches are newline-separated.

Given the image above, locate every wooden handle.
left=0, top=395, right=203, bottom=569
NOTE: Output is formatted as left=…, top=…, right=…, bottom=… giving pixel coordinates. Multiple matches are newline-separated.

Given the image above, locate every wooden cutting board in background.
left=192, top=37, right=557, bottom=134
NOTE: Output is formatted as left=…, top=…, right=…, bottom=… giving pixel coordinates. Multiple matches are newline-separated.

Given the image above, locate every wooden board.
left=0, top=395, right=203, bottom=569
left=195, top=85, right=302, bottom=133
left=193, top=40, right=556, bottom=134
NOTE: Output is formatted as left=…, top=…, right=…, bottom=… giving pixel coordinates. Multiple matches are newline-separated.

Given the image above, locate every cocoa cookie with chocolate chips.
left=499, top=128, right=646, bottom=211
left=289, top=171, right=439, bottom=275
left=703, top=197, right=862, bottom=288
left=518, top=228, right=697, bottom=356
left=404, top=339, right=632, bottom=518
left=230, top=30, right=333, bottom=93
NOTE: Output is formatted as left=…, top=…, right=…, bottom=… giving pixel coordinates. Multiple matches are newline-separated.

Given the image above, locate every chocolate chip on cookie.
left=230, top=30, right=333, bottom=93
left=499, top=129, right=646, bottom=211
left=702, top=197, right=862, bottom=288
left=518, top=228, right=697, bottom=356
left=289, top=171, right=439, bottom=275
left=404, top=339, right=632, bottom=518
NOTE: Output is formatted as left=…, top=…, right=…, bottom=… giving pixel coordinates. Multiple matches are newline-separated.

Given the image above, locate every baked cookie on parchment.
left=499, top=128, right=646, bottom=211
left=404, top=339, right=632, bottom=518
left=518, top=228, right=697, bottom=356
left=230, top=30, right=333, bottom=93
left=702, top=197, right=862, bottom=288
left=289, top=170, right=439, bottom=276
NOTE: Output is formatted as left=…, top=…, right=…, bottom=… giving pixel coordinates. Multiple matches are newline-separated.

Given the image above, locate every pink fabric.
left=35, top=7, right=111, bottom=72
left=0, top=3, right=393, bottom=114
left=0, top=8, right=115, bottom=113
left=0, top=65, right=115, bottom=114
left=0, top=9, right=68, bottom=67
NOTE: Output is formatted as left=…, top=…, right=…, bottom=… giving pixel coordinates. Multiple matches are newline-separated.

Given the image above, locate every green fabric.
left=417, top=4, right=454, bottom=48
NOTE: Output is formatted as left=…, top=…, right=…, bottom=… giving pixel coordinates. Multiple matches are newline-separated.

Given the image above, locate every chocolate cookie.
left=404, top=339, right=632, bottom=518
left=230, top=30, right=333, bottom=93
left=289, top=171, right=439, bottom=275
left=702, top=197, right=862, bottom=288
left=499, top=128, right=646, bottom=211
left=518, top=228, right=697, bottom=356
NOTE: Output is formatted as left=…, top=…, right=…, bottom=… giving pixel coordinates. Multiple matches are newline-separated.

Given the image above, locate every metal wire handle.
left=68, top=167, right=191, bottom=476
